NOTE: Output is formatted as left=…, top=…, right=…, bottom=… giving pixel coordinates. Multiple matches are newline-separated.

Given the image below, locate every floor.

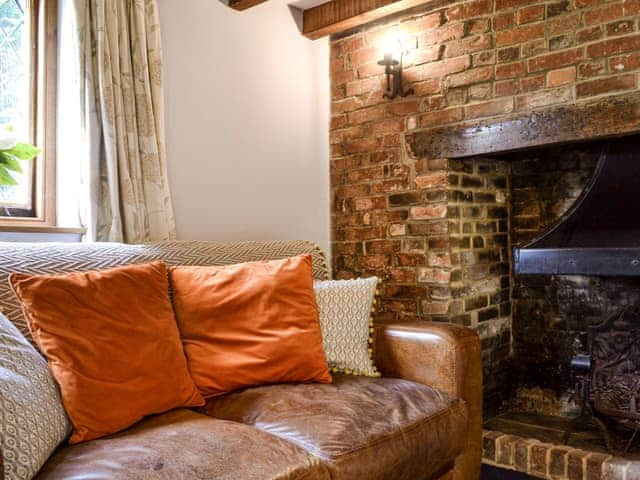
left=482, top=465, right=535, bottom=479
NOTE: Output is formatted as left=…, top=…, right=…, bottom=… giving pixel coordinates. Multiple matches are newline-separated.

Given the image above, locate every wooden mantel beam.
left=302, top=0, right=455, bottom=40
left=226, top=0, right=269, bottom=11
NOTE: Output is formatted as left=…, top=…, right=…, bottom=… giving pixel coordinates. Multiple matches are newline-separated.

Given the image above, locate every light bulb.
left=379, top=32, right=403, bottom=64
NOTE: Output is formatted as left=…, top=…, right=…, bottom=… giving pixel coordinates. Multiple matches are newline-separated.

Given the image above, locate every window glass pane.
left=0, top=0, right=33, bottom=211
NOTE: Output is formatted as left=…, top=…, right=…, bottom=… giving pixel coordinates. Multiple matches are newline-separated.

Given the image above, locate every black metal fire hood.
left=514, top=136, right=640, bottom=276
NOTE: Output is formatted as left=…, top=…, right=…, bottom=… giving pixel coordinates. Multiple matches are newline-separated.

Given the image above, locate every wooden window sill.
left=0, top=225, right=87, bottom=235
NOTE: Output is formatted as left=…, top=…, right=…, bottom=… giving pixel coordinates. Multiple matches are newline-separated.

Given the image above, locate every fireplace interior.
left=476, top=133, right=640, bottom=478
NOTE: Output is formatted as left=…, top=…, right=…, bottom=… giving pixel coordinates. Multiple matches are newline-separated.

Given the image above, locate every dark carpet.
left=482, top=465, right=536, bottom=479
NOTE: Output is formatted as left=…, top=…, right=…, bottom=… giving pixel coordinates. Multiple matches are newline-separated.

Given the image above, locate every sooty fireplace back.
left=483, top=134, right=640, bottom=479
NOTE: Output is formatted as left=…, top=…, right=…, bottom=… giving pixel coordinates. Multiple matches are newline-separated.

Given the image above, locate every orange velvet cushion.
left=170, top=255, right=332, bottom=398
left=10, top=262, right=205, bottom=444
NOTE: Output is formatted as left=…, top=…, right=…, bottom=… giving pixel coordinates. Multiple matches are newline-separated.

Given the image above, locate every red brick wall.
left=331, top=0, right=640, bottom=311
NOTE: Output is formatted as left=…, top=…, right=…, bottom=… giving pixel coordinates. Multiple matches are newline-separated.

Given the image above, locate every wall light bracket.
left=378, top=52, right=413, bottom=100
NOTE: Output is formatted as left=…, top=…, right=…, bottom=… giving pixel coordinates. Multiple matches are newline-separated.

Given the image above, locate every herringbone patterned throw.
left=0, top=240, right=329, bottom=343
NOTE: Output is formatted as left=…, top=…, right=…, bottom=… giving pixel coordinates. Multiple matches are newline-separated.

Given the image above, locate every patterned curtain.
left=72, top=0, right=176, bottom=243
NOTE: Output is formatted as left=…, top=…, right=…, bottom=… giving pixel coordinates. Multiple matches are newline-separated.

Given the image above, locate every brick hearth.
left=482, top=427, right=640, bottom=480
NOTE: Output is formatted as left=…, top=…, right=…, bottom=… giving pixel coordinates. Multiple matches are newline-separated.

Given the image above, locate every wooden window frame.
left=0, top=0, right=57, bottom=228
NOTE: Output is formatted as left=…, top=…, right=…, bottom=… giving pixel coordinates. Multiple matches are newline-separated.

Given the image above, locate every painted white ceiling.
left=287, top=0, right=327, bottom=9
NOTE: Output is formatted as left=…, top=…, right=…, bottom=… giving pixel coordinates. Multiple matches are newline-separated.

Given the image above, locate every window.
left=0, top=0, right=56, bottom=225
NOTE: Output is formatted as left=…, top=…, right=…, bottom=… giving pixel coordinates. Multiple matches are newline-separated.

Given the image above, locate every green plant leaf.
left=5, top=143, right=40, bottom=160
left=0, top=152, right=23, bottom=173
left=0, top=166, right=18, bottom=186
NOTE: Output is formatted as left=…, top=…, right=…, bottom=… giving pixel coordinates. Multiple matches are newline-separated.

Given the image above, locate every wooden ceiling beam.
left=302, top=0, right=454, bottom=40
left=226, top=0, right=269, bottom=11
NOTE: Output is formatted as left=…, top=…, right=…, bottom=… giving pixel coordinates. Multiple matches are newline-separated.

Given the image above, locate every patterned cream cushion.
left=314, top=277, right=380, bottom=377
left=0, top=313, right=71, bottom=480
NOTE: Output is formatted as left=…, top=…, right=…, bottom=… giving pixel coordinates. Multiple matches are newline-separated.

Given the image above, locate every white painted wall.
left=157, top=0, right=330, bottom=253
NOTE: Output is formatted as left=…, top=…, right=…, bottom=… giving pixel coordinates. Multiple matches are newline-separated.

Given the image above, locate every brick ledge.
left=482, top=429, right=639, bottom=480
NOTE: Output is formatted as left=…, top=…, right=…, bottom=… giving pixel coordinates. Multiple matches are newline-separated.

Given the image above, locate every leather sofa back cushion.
left=9, top=262, right=205, bottom=444
left=170, top=255, right=332, bottom=398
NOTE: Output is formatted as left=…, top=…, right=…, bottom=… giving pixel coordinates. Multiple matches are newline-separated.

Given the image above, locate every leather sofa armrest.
left=375, top=321, right=482, bottom=480
left=374, top=321, right=481, bottom=400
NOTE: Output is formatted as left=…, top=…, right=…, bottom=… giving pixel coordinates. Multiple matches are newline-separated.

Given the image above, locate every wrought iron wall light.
left=378, top=35, right=413, bottom=100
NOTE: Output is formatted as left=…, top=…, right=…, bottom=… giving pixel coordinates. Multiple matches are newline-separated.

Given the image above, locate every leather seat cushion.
left=201, top=375, right=468, bottom=480
left=36, top=409, right=330, bottom=480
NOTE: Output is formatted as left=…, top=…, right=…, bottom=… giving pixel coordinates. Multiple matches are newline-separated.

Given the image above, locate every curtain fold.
left=65, top=0, right=176, bottom=243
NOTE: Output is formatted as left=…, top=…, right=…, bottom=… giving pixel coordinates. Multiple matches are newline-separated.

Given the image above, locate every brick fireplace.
left=329, top=1, right=640, bottom=478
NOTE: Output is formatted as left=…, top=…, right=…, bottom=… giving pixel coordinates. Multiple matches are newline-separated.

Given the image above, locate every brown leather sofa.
left=0, top=241, right=482, bottom=480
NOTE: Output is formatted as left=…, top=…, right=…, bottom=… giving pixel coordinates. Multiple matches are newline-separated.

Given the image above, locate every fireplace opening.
left=466, top=133, right=640, bottom=476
